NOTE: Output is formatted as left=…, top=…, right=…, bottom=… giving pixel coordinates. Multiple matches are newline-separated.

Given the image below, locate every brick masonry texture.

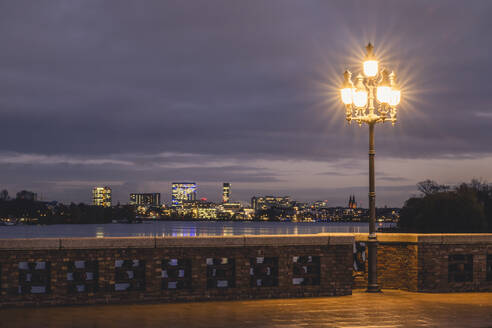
left=0, top=235, right=353, bottom=307
left=418, top=244, right=492, bottom=292
left=1, top=233, right=491, bottom=307
left=354, top=234, right=492, bottom=292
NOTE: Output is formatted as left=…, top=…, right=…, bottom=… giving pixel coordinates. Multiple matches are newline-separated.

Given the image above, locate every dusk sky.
left=0, top=1, right=491, bottom=206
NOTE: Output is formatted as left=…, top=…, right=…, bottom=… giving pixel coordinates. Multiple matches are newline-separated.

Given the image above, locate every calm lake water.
left=0, top=221, right=392, bottom=239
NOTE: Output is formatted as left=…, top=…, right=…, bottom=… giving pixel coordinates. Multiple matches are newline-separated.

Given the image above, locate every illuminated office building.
left=222, top=182, right=231, bottom=203
left=218, top=202, right=242, bottom=218
left=312, top=200, right=328, bottom=209
left=92, top=186, right=112, bottom=207
left=171, top=182, right=197, bottom=207
left=129, top=193, right=161, bottom=206
left=251, top=196, right=292, bottom=213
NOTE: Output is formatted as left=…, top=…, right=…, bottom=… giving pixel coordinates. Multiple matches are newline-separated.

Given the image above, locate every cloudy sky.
left=0, top=1, right=491, bottom=206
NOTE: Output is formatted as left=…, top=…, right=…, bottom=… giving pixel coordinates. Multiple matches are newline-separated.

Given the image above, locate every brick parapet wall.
left=378, top=243, right=418, bottom=291
left=2, top=233, right=491, bottom=307
left=352, top=243, right=418, bottom=291
left=418, top=243, right=492, bottom=292
left=354, top=233, right=492, bottom=292
left=0, top=234, right=354, bottom=307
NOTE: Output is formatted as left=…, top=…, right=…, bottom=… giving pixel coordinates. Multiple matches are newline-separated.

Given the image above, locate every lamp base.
left=366, top=284, right=382, bottom=293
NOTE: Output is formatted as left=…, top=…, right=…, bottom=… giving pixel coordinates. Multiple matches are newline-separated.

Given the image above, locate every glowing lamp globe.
left=363, top=43, right=378, bottom=77
left=376, top=86, right=391, bottom=103
left=353, top=89, right=368, bottom=108
left=341, top=70, right=354, bottom=105
left=389, top=89, right=401, bottom=106
left=341, top=88, right=354, bottom=105
left=363, top=60, right=378, bottom=77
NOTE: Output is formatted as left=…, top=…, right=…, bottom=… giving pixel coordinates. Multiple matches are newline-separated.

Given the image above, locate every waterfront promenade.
left=0, top=233, right=491, bottom=307
left=1, top=290, right=491, bottom=327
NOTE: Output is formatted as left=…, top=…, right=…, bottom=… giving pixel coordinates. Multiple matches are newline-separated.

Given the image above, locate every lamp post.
left=340, top=43, right=401, bottom=293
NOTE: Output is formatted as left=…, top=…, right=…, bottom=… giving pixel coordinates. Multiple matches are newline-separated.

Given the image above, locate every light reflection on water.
left=96, top=227, right=105, bottom=238
left=0, top=221, right=394, bottom=239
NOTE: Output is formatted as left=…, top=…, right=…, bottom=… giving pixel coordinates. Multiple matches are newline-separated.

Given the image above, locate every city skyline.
left=1, top=1, right=491, bottom=207
left=1, top=182, right=384, bottom=209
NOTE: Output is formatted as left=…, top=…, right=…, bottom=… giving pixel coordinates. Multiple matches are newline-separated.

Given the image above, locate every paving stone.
left=1, top=290, right=491, bottom=328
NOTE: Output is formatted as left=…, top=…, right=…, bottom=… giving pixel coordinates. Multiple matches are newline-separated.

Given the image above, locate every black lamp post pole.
left=367, top=122, right=380, bottom=292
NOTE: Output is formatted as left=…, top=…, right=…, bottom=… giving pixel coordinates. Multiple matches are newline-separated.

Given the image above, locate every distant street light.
left=340, top=43, right=401, bottom=293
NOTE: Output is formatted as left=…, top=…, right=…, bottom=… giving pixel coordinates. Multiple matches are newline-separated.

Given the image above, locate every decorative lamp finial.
left=366, top=43, right=374, bottom=59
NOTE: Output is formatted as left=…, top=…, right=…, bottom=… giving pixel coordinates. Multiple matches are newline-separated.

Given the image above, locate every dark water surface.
left=0, top=221, right=392, bottom=239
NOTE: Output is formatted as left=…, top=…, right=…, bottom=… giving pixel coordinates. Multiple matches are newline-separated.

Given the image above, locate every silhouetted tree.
left=416, top=179, right=450, bottom=196
left=0, top=198, right=48, bottom=221
left=0, top=199, right=136, bottom=224
left=0, top=189, right=9, bottom=201
left=400, top=180, right=489, bottom=233
left=463, top=179, right=492, bottom=231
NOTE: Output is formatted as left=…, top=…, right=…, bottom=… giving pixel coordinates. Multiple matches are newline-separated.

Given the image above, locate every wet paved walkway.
left=1, top=290, right=492, bottom=327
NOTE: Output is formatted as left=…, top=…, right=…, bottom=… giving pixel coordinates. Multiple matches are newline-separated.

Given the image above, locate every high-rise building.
left=129, top=193, right=161, bottom=206
left=222, top=182, right=231, bottom=203
left=92, top=187, right=112, bottom=207
left=171, top=182, right=197, bottom=207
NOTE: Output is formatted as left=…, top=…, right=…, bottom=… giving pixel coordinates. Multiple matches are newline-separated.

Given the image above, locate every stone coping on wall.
left=1, top=233, right=491, bottom=250
left=0, top=233, right=355, bottom=250
left=355, top=233, right=492, bottom=244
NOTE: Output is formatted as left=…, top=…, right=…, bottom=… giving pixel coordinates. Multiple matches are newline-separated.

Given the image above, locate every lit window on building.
left=92, top=186, right=112, bottom=207
left=222, top=182, right=231, bottom=203
left=129, top=193, right=161, bottom=206
left=171, top=183, right=197, bottom=207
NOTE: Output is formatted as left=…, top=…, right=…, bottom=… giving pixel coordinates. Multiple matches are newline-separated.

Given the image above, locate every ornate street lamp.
left=340, top=43, right=401, bottom=293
